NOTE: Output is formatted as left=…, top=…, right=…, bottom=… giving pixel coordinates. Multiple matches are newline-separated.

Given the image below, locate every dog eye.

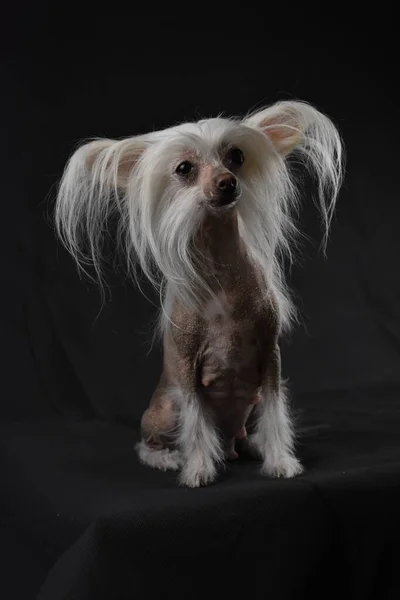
left=227, top=147, right=244, bottom=166
left=175, top=161, right=193, bottom=176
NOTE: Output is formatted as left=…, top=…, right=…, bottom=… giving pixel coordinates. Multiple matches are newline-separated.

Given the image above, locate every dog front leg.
left=248, top=346, right=304, bottom=478
left=177, top=388, right=224, bottom=487
left=163, top=321, right=224, bottom=487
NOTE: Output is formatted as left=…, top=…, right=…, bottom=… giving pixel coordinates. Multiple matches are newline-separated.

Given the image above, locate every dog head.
left=55, top=100, right=343, bottom=328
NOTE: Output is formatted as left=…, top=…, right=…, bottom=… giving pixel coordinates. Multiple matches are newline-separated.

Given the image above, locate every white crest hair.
left=55, top=100, right=344, bottom=335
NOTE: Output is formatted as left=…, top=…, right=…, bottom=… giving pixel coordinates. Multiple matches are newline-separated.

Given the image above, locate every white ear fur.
left=245, top=100, right=327, bottom=156
left=54, top=135, right=149, bottom=284
left=78, top=137, right=149, bottom=188
left=242, top=99, right=344, bottom=252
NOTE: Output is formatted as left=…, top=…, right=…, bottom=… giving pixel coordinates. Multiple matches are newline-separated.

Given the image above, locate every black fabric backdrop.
left=2, top=6, right=400, bottom=599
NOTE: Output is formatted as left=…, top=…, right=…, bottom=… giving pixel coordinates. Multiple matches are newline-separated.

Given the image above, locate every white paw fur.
left=246, top=434, right=304, bottom=479
left=261, top=454, right=304, bottom=478
left=179, top=452, right=218, bottom=488
left=136, top=441, right=182, bottom=472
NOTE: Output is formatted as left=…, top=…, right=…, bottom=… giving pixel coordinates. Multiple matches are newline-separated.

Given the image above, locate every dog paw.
left=261, top=454, right=304, bottom=479
left=136, top=442, right=182, bottom=471
left=179, top=458, right=217, bottom=488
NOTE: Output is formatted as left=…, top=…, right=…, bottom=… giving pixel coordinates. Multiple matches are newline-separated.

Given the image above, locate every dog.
left=55, top=100, right=344, bottom=487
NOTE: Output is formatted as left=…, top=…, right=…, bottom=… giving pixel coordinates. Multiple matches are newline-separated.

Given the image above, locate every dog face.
left=171, top=141, right=243, bottom=210
left=96, top=120, right=252, bottom=218
left=141, top=119, right=266, bottom=216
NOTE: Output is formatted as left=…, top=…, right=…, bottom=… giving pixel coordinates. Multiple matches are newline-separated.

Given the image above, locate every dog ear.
left=77, top=137, right=149, bottom=188
left=244, top=101, right=311, bottom=157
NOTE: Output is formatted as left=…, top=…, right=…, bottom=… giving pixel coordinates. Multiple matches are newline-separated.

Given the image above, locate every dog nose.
left=217, top=174, right=237, bottom=193
left=215, top=174, right=238, bottom=205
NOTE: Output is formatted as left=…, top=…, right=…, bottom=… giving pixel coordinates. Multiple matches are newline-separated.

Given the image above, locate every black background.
left=1, top=5, right=400, bottom=599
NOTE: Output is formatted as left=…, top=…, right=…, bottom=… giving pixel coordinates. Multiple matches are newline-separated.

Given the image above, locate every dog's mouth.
left=209, top=185, right=241, bottom=210
left=208, top=198, right=238, bottom=215
left=218, top=194, right=238, bottom=207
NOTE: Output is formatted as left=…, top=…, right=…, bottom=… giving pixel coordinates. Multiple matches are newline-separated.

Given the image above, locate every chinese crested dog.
left=55, top=100, right=343, bottom=487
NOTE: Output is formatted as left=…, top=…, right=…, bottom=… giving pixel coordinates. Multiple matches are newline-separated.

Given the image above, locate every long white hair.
left=55, top=100, right=344, bottom=334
